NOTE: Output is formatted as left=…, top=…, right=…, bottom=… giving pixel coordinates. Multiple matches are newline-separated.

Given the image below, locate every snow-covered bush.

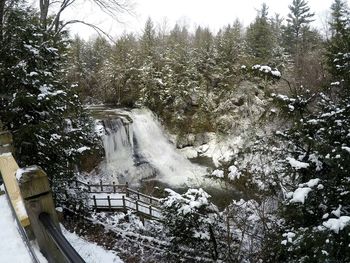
left=161, top=188, right=225, bottom=260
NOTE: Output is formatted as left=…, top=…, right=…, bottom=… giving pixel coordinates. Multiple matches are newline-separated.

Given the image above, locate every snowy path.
left=0, top=190, right=40, bottom=263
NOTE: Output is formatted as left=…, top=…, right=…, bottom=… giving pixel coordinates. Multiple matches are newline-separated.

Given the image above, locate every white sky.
left=61, top=0, right=345, bottom=40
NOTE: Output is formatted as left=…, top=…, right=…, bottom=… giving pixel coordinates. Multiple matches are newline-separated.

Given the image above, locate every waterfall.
left=103, top=118, right=133, bottom=163
left=131, top=109, right=207, bottom=186
left=101, top=117, right=136, bottom=182
left=99, top=108, right=207, bottom=187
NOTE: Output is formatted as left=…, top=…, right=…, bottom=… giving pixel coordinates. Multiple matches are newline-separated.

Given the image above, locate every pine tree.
left=266, top=2, right=350, bottom=261
left=246, top=3, right=274, bottom=63
left=284, top=0, right=315, bottom=57
left=327, top=0, right=350, bottom=86
left=0, top=3, right=98, bottom=193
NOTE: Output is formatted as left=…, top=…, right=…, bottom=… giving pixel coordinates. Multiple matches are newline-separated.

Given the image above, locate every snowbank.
left=62, top=224, right=123, bottom=263
left=0, top=190, right=45, bottom=262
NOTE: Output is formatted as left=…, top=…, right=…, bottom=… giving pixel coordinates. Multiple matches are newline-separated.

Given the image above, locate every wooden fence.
left=70, top=180, right=162, bottom=219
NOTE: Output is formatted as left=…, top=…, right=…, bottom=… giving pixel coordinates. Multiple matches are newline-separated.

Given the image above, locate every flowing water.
left=86, top=106, right=242, bottom=208
left=99, top=108, right=208, bottom=187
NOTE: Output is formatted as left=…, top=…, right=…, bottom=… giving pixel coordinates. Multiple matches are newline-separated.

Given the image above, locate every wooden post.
left=93, top=195, right=97, bottom=209
left=0, top=131, right=14, bottom=154
left=137, top=192, right=140, bottom=200
left=107, top=195, right=111, bottom=211
left=122, top=195, right=126, bottom=210
left=87, top=182, right=91, bottom=192
left=100, top=180, right=103, bottom=192
left=125, top=182, right=129, bottom=197
left=0, top=153, right=30, bottom=229
left=112, top=182, right=116, bottom=193
left=149, top=205, right=152, bottom=216
left=135, top=200, right=139, bottom=213
left=18, top=166, right=67, bottom=263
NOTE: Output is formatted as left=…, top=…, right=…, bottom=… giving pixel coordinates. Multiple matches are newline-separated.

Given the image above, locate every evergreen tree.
left=161, top=188, right=225, bottom=261
left=284, top=0, right=315, bottom=56
left=266, top=2, right=350, bottom=261
left=327, top=0, right=350, bottom=86
left=0, top=2, right=97, bottom=192
left=246, top=3, right=274, bottom=63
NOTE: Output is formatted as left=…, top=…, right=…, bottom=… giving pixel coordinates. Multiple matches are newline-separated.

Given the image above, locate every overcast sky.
left=61, top=0, right=344, bottom=40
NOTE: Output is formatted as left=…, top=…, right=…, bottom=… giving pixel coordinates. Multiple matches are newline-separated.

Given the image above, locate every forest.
left=0, top=0, right=350, bottom=262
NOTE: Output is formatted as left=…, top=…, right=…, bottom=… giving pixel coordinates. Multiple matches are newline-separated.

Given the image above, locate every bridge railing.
left=90, top=195, right=162, bottom=219
left=70, top=179, right=162, bottom=219
left=71, top=179, right=161, bottom=206
left=0, top=131, right=86, bottom=263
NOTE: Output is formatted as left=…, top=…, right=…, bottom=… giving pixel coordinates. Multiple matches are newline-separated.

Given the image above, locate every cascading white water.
left=99, top=108, right=207, bottom=187
left=131, top=108, right=207, bottom=186
left=101, top=117, right=136, bottom=181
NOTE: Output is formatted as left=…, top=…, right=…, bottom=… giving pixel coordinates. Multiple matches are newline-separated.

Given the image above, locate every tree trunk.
left=39, top=0, right=49, bottom=30
left=0, top=0, right=5, bottom=41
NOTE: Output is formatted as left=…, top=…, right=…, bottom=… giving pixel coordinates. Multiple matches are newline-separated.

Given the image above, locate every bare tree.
left=38, top=0, right=132, bottom=38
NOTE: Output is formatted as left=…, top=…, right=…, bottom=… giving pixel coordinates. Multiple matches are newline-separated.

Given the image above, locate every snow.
left=197, top=135, right=243, bottom=167
left=38, top=85, right=66, bottom=100
left=163, top=188, right=212, bottom=216
left=76, top=146, right=90, bottom=153
left=16, top=166, right=39, bottom=180
left=286, top=157, right=309, bottom=170
left=23, top=44, right=39, bottom=55
left=290, top=187, right=312, bottom=204
left=259, top=65, right=272, bottom=73
left=271, top=69, right=281, bottom=77
left=308, top=154, right=323, bottom=171
left=281, top=232, right=295, bottom=245
left=61, top=224, right=123, bottom=263
left=0, top=152, right=12, bottom=157
left=341, top=146, right=350, bottom=153
left=252, top=64, right=281, bottom=77
left=211, top=169, right=224, bottom=178
left=179, top=146, right=198, bottom=158
left=228, top=165, right=241, bottom=180
left=0, top=191, right=46, bottom=263
left=94, top=121, right=105, bottom=136
left=331, top=205, right=342, bottom=218
left=50, top=134, right=62, bottom=141
left=299, top=178, right=320, bottom=188
left=322, top=216, right=350, bottom=234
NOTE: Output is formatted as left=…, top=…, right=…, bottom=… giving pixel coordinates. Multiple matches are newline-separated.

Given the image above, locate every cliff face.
left=171, top=79, right=286, bottom=169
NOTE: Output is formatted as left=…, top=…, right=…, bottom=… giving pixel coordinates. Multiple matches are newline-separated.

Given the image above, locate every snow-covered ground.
left=0, top=186, right=45, bottom=263
left=62, top=224, right=123, bottom=263
left=0, top=185, right=123, bottom=263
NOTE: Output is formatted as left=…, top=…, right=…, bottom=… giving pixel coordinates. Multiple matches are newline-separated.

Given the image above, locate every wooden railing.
left=70, top=180, right=162, bottom=219
left=0, top=131, right=85, bottom=263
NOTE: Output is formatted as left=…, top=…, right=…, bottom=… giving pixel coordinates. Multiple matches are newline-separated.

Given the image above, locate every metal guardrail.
left=39, top=212, right=85, bottom=263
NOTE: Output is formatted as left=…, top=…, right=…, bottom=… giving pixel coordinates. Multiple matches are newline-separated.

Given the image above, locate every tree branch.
left=56, top=19, right=116, bottom=43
